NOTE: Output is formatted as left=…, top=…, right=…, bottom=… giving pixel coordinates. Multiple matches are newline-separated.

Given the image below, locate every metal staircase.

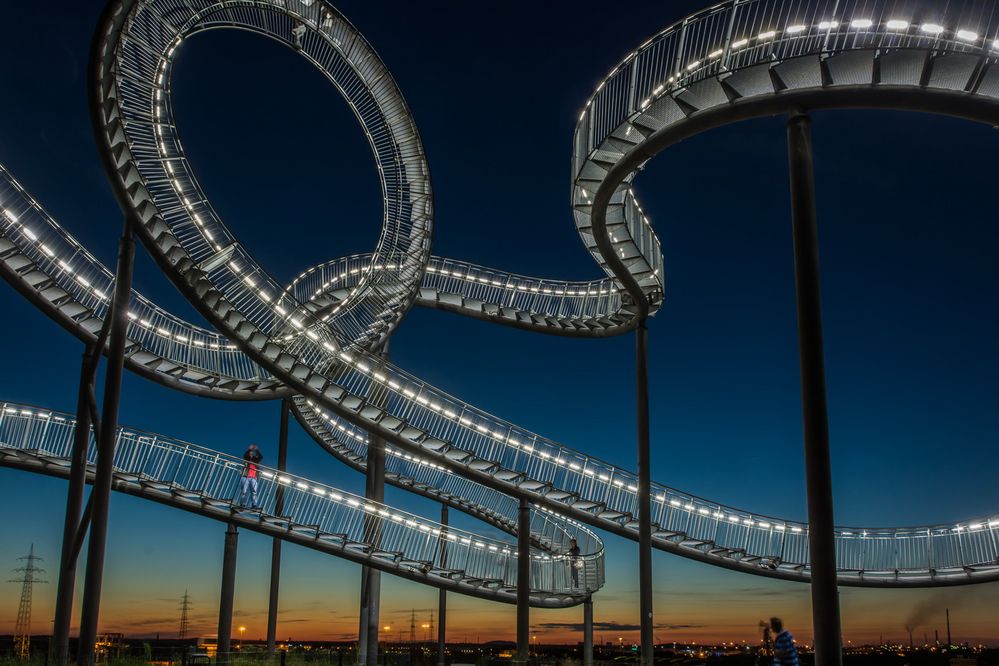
left=0, top=401, right=600, bottom=607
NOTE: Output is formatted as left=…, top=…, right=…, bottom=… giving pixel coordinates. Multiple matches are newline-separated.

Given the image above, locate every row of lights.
left=150, top=21, right=411, bottom=343
left=3, top=207, right=109, bottom=302
left=3, top=199, right=240, bottom=353
left=637, top=18, right=999, bottom=111
left=11, top=391, right=998, bottom=569
left=0, top=402, right=533, bottom=560
left=309, top=341, right=834, bottom=543
left=310, top=341, right=823, bottom=546
left=305, top=397, right=603, bottom=551
left=258, top=468, right=564, bottom=560
left=425, top=264, right=614, bottom=298
left=665, top=497, right=803, bottom=533
left=290, top=259, right=616, bottom=308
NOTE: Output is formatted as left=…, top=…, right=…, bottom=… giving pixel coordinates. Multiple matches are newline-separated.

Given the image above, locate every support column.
left=362, top=554, right=382, bottom=666
left=583, top=596, right=593, bottom=666
left=636, top=321, right=653, bottom=665
left=218, top=523, right=239, bottom=664
left=437, top=505, right=448, bottom=666
left=360, top=345, right=388, bottom=666
left=76, top=222, right=135, bottom=666
left=516, top=498, right=530, bottom=664
left=786, top=109, right=842, bottom=666
left=267, top=397, right=291, bottom=655
left=52, top=345, right=99, bottom=665
left=359, top=437, right=384, bottom=666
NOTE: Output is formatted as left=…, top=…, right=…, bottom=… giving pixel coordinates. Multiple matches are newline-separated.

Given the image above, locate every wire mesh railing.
left=282, top=255, right=627, bottom=330
left=0, top=402, right=603, bottom=599
left=0, top=165, right=270, bottom=385
left=293, top=396, right=605, bottom=561
left=570, top=0, right=999, bottom=316
left=573, top=0, right=999, bottom=166
left=119, top=0, right=431, bottom=350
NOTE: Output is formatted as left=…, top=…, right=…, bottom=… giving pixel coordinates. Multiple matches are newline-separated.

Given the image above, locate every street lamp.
left=238, top=626, right=246, bottom=649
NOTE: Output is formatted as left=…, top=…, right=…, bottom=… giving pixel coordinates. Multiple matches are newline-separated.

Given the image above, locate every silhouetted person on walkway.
left=768, top=617, right=798, bottom=666
left=569, top=538, right=581, bottom=588
left=240, top=443, right=263, bottom=508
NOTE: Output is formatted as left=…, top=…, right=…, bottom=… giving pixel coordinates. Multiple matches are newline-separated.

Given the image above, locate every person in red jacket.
left=240, top=444, right=263, bottom=508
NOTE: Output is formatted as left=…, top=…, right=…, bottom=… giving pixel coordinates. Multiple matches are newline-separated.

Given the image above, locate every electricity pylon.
left=10, top=545, right=46, bottom=660
left=179, top=590, right=192, bottom=639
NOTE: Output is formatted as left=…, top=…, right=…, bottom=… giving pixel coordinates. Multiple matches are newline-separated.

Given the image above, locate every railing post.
left=217, top=523, right=239, bottom=665
left=637, top=320, right=653, bottom=665
left=787, top=109, right=842, bottom=666
left=437, top=504, right=448, bottom=666
left=267, top=397, right=291, bottom=656
left=52, top=344, right=99, bottom=665
left=77, top=220, right=135, bottom=666
left=627, top=57, right=640, bottom=114
left=516, top=498, right=530, bottom=665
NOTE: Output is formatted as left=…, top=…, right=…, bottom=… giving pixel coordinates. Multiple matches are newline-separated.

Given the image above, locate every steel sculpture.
left=1, top=0, right=999, bottom=664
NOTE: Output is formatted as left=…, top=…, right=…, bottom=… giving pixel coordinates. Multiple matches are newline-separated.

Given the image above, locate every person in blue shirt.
left=768, top=618, right=799, bottom=666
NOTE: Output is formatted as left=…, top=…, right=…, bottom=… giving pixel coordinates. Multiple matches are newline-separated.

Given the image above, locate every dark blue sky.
left=1, top=0, right=998, bottom=644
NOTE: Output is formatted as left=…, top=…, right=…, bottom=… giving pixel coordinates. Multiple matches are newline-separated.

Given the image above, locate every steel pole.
left=437, top=504, right=448, bottom=666
left=52, top=345, right=98, bottom=665
left=217, top=523, right=239, bottom=664
left=267, top=397, right=291, bottom=655
left=76, top=221, right=135, bottom=666
left=360, top=438, right=384, bottom=666
left=583, top=596, right=593, bottom=666
left=787, top=109, right=842, bottom=666
left=363, top=554, right=382, bottom=666
left=517, top=498, right=530, bottom=664
left=361, top=345, right=388, bottom=666
left=357, top=570, right=369, bottom=666
left=637, top=320, right=653, bottom=665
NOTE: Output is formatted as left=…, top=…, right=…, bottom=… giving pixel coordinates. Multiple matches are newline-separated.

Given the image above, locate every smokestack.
left=935, top=630, right=939, bottom=646
left=908, top=630, right=913, bottom=649
left=946, top=608, right=952, bottom=647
